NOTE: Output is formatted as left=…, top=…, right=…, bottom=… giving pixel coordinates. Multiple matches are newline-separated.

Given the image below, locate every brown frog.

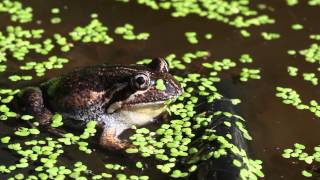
left=18, top=58, right=183, bottom=150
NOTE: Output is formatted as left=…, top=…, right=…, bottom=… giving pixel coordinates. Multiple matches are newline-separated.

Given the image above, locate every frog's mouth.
left=107, top=100, right=166, bottom=114
left=106, top=81, right=181, bottom=114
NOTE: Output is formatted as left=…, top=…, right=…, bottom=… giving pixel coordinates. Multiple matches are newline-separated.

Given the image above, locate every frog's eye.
left=131, top=73, right=150, bottom=90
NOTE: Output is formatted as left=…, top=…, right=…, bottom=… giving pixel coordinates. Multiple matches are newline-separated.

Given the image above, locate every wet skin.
left=18, top=58, right=183, bottom=150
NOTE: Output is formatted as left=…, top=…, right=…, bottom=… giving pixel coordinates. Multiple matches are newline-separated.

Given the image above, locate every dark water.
left=1, top=0, right=320, bottom=179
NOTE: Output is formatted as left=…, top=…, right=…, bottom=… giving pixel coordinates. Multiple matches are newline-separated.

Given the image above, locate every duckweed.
left=0, top=26, right=52, bottom=61
left=302, top=170, right=313, bottom=177
left=51, top=113, right=63, bottom=127
left=0, top=0, right=33, bottom=23
left=20, top=56, right=69, bottom=77
left=51, top=17, right=61, bottom=24
left=202, top=58, right=236, bottom=71
left=233, top=159, right=242, bottom=167
left=309, top=100, right=320, bottom=117
left=276, top=87, right=304, bottom=107
left=282, top=143, right=320, bottom=178
left=302, top=73, right=318, bottom=86
left=240, top=29, right=251, bottom=38
left=287, top=49, right=297, bottom=55
left=8, top=75, right=32, bottom=82
left=276, top=87, right=320, bottom=117
left=118, top=0, right=274, bottom=28
left=51, top=8, right=60, bottom=14
left=1, top=136, right=11, bottom=144
left=239, top=54, right=253, bottom=63
left=115, top=23, right=150, bottom=40
left=287, top=66, right=298, bottom=77
left=53, top=33, right=74, bottom=52
left=69, top=16, right=113, bottom=44
left=287, top=0, right=299, bottom=6
left=170, top=169, right=188, bottom=178
left=308, top=0, right=320, bottom=6
left=310, top=34, right=320, bottom=40
left=0, top=117, right=108, bottom=178
left=299, top=43, right=320, bottom=64
left=261, top=32, right=281, bottom=40
left=116, top=174, right=127, bottom=180
left=240, top=68, right=261, bottom=82
left=291, top=23, right=304, bottom=30
left=135, top=161, right=144, bottom=169
left=204, top=33, right=213, bottom=40
left=156, top=79, right=166, bottom=91
left=185, top=32, right=198, bottom=44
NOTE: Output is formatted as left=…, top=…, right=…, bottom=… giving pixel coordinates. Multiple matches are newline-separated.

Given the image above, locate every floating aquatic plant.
left=69, top=16, right=113, bottom=44
left=282, top=143, right=320, bottom=178
left=117, top=0, right=275, bottom=28
left=115, top=23, right=150, bottom=40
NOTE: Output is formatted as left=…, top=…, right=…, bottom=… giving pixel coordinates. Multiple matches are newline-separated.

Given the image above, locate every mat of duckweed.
left=0, top=0, right=320, bottom=179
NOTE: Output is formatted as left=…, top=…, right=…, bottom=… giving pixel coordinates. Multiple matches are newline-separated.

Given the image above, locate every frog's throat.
left=106, top=101, right=165, bottom=114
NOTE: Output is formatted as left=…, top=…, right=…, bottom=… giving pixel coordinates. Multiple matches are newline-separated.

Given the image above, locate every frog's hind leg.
left=19, top=87, right=66, bottom=136
left=19, top=87, right=53, bottom=125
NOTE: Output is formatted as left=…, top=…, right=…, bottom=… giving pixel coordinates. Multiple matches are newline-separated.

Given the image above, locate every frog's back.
left=38, top=64, right=142, bottom=122
left=41, top=64, right=145, bottom=97
left=39, top=65, right=111, bottom=118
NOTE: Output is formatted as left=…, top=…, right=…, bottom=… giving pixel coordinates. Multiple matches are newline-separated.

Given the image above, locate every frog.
left=18, top=58, right=183, bottom=150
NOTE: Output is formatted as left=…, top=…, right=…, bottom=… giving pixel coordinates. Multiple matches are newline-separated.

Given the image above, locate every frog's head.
left=127, top=57, right=183, bottom=104
left=107, top=58, right=183, bottom=119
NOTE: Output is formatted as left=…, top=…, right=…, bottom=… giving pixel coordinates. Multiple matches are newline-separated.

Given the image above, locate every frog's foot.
left=99, top=128, right=130, bottom=150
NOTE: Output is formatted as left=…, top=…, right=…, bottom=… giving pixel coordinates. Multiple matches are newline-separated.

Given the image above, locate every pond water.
left=1, top=0, right=320, bottom=179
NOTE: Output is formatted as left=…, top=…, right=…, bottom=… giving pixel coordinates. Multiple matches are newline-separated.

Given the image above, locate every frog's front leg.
left=99, top=127, right=130, bottom=150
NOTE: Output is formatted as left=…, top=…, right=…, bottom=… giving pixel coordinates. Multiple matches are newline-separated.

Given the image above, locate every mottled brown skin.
left=18, top=58, right=182, bottom=150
